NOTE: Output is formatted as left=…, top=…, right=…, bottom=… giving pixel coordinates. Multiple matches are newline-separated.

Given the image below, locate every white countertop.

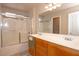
left=31, top=33, right=79, bottom=51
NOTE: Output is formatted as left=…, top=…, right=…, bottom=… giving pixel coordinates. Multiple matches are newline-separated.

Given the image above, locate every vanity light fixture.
left=45, top=3, right=62, bottom=11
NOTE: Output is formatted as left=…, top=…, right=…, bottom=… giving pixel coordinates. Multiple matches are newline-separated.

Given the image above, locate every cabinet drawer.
left=36, top=38, right=48, bottom=47
left=36, top=45, right=47, bottom=56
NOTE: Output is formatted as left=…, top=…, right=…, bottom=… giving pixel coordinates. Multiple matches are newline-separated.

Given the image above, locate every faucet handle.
left=65, top=37, right=72, bottom=41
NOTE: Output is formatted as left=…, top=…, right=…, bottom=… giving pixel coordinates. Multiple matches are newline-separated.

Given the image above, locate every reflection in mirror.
left=38, top=3, right=79, bottom=36
left=38, top=16, right=51, bottom=33
left=52, top=16, right=60, bottom=34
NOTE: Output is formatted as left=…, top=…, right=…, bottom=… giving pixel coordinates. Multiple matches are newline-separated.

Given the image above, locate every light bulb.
left=52, top=6, right=56, bottom=9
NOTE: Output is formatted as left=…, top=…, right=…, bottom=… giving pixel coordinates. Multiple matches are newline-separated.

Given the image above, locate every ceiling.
left=2, top=3, right=46, bottom=12
left=39, top=3, right=79, bottom=16
left=1, top=3, right=79, bottom=15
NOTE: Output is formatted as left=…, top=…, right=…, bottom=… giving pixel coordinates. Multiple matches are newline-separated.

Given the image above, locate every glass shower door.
left=2, top=17, right=19, bottom=47
left=0, top=13, right=31, bottom=47
left=17, top=19, right=30, bottom=43
left=0, top=15, right=2, bottom=48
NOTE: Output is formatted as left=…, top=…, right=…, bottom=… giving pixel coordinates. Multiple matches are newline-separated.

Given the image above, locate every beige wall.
left=31, top=8, right=39, bottom=34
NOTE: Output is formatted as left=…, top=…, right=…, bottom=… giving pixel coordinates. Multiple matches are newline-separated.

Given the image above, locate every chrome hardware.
left=65, top=37, right=72, bottom=41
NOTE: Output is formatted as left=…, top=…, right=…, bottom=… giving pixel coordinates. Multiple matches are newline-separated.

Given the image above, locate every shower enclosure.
left=0, top=8, right=31, bottom=48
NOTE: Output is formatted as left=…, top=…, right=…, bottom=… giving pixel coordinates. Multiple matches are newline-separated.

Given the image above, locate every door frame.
left=51, top=16, right=61, bottom=34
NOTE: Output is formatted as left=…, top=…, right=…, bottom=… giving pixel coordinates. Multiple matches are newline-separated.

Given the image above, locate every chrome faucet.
left=65, top=37, right=72, bottom=41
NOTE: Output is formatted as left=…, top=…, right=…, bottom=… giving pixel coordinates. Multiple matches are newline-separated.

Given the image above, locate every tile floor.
left=20, top=51, right=31, bottom=56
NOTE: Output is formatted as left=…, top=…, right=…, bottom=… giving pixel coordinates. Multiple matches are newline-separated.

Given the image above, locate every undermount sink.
left=37, top=33, right=74, bottom=43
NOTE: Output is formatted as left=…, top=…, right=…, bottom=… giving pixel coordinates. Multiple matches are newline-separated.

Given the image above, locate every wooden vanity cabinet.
left=29, top=37, right=79, bottom=56
left=48, top=42, right=79, bottom=56
left=48, top=42, right=69, bottom=56
left=35, top=38, right=48, bottom=56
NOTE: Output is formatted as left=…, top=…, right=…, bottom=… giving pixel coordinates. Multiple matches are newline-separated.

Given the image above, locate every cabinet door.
left=36, top=45, right=47, bottom=56
left=48, top=43, right=63, bottom=56
left=36, top=38, right=48, bottom=56
left=36, top=38, right=48, bottom=47
left=48, top=42, right=59, bottom=56
left=48, top=42, right=79, bottom=56
left=56, top=44, right=79, bottom=56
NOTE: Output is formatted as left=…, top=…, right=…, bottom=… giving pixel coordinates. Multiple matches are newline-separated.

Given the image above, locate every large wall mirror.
left=38, top=4, right=79, bottom=36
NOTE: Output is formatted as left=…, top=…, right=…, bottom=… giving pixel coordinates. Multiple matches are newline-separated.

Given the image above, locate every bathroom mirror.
left=38, top=4, right=79, bottom=36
